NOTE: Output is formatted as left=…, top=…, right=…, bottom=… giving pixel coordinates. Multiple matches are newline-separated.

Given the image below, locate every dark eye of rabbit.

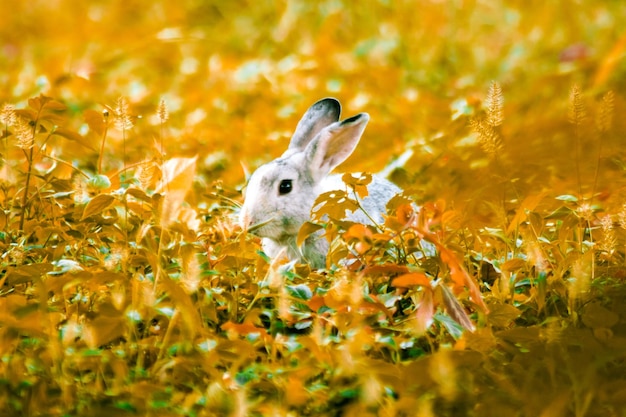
left=279, top=179, right=293, bottom=195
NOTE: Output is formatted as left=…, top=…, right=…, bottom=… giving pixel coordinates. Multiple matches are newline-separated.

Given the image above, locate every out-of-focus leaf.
left=500, top=258, right=526, bottom=272
left=84, top=109, right=107, bottom=136
left=506, top=192, right=547, bottom=234
left=6, top=263, right=54, bottom=284
left=581, top=302, right=619, bottom=329
left=496, top=326, right=541, bottom=346
left=593, top=31, right=626, bottom=87
left=392, top=272, right=431, bottom=288
left=555, top=195, right=578, bottom=202
left=362, top=264, right=410, bottom=275
left=222, top=321, right=268, bottom=337
left=286, top=284, right=312, bottom=300
left=157, top=273, right=202, bottom=339
left=462, top=327, right=497, bottom=352
left=307, top=295, right=326, bottom=312
left=343, top=223, right=369, bottom=239
left=487, top=302, right=522, bottom=327
left=87, top=174, right=111, bottom=190
left=158, top=156, right=197, bottom=227
left=413, top=288, right=434, bottom=334
left=53, top=127, right=96, bottom=150
left=157, top=156, right=197, bottom=194
left=83, top=316, right=127, bottom=349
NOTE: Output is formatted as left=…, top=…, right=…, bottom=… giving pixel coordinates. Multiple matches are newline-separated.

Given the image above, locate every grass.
left=1, top=1, right=626, bottom=416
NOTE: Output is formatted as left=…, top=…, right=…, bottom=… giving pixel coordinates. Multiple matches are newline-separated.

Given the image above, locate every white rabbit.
left=239, top=98, right=401, bottom=268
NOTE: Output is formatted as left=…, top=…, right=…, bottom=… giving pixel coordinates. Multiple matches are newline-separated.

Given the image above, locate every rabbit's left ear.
left=304, top=113, right=369, bottom=181
left=288, top=98, right=341, bottom=152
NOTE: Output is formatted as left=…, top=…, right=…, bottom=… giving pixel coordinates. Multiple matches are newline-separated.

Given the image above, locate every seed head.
left=114, top=96, right=133, bottom=130
left=14, top=117, right=34, bottom=149
left=157, top=99, right=169, bottom=123
left=0, top=104, right=16, bottom=127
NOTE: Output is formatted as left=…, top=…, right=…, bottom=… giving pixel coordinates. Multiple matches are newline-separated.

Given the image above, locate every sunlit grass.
left=1, top=1, right=625, bottom=416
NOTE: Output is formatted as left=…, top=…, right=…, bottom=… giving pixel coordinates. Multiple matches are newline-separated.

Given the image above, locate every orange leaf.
left=222, top=321, right=268, bottom=336
left=83, top=316, right=127, bottom=349
left=414, top=288, right=434, bottom=334
left=343, top=223, right=372, bottom=240
left=307, top=294, right=326, bottom=312
left=362, top=264, right=410, bottom=276
left=438, top=245, right=488, bottom=313
left=392, top=272, right=431, bottom=288
left=593, top=31, right=626, bottom=88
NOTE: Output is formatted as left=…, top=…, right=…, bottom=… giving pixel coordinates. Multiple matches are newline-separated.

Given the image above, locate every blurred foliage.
left=1, top=0, right=626, bottom=416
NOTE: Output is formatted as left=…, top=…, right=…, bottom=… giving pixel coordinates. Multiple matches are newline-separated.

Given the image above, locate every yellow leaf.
left=84, top=109, right=106, bottom=136
left=158, top=156, right=197, bottom=227
left=157, top=156, right=197, bottom=194
left=581, top=302, right=619, bottom=329
left=506, top=192, right=547, bottom=235
left=53, top=127, right=96, bottom=150
left=500, top=258, right=526, bottom=272
left=487, top=302, right=521, bottom=327
left=81, top=194, right=115, bottom=220
left=83, top=316, right=127, bottom=349
left=297, top=221, right=324, bottom=247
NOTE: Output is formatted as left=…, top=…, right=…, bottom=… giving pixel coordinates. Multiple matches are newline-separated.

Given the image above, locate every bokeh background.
left=1, top=0, right=625, bottom=209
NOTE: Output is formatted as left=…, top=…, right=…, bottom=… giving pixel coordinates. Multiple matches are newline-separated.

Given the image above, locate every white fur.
left=239, top=98, right=400, bottom=268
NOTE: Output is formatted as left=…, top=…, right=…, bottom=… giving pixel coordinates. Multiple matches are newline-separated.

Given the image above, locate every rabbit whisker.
left=245, top=217, right=275, bottom=234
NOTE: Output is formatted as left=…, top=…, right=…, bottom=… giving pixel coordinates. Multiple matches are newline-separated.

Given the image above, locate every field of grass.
left=1, top=1, right=626, bottom=416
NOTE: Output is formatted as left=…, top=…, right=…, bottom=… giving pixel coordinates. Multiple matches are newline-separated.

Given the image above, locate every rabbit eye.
left=279, top=179, right=293, bottom=195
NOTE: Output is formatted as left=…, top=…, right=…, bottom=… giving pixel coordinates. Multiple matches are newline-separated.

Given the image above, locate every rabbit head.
left=239, top=98, right=370, bottom=255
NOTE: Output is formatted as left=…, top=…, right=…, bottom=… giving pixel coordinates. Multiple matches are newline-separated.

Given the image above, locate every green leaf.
left=555, top=194, right=578, bottom=202
left=434, top=312, right=464, bottom=339
left=286, top=284, right=312, bottom=300
left=87, top=174, right=112, bottom=190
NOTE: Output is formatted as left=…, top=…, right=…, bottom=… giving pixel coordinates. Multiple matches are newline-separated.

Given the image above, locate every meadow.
left=1, top=1, right=626, bottom=416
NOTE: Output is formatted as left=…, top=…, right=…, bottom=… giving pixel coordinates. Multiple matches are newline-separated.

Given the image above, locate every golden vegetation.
left=1, top=1, right=626, bottom=416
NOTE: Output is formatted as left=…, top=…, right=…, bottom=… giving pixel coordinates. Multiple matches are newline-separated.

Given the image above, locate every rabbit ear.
left=304, top=113, right=370, bottom=180
left=288, top=98, right=341, bottom=151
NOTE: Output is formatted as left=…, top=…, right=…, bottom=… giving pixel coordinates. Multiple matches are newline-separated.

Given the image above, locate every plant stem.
left=18, top=146, right=34, bottom=232
left=97, top=121, right=109, bottom=175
